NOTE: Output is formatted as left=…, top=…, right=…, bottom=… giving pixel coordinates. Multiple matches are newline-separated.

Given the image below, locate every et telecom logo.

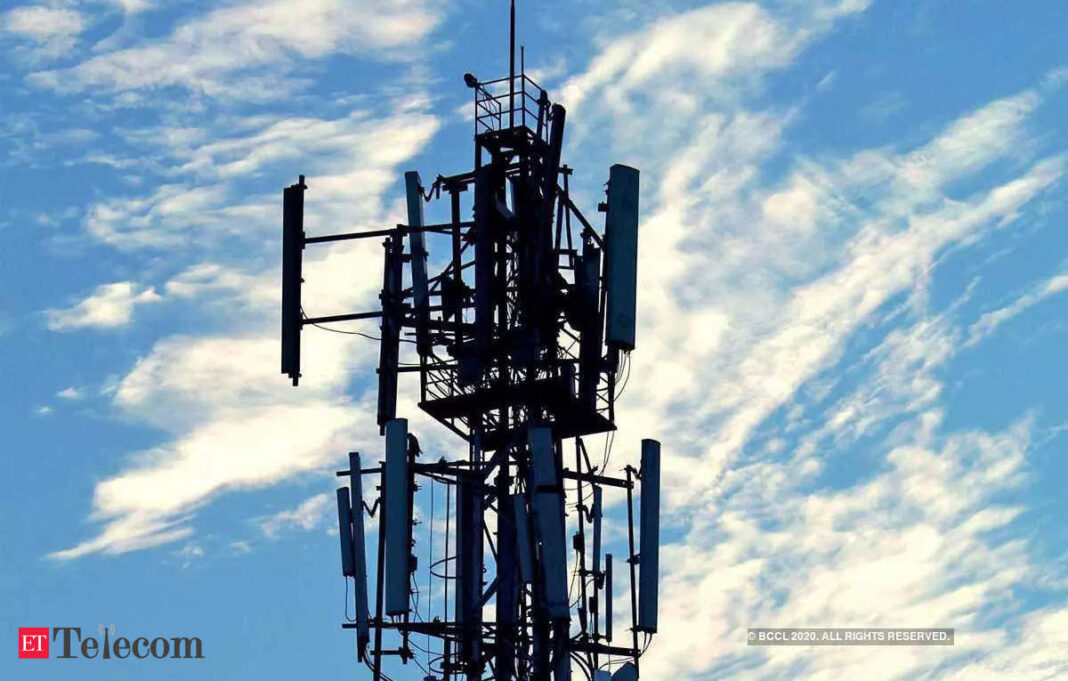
left=18, top=628, right=49, bottom=659
left=19, top=625, right=204, bottom=660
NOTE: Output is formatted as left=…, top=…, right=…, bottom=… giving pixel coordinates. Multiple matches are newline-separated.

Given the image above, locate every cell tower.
left=279, top=6, right=660, bottom=680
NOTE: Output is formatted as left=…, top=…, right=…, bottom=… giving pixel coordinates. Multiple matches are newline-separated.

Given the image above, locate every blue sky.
left=2, top=0, right=1066, bottom=679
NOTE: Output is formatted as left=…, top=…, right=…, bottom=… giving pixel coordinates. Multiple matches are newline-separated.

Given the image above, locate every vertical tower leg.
left=495, top=460, right=517, bottom=680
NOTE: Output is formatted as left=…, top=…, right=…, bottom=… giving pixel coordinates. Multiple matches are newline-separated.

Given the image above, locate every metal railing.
left=473, top=74, right=547, bottom=136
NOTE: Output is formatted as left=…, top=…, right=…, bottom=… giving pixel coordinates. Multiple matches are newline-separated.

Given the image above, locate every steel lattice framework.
left=280, top=11, right=660, bottom=680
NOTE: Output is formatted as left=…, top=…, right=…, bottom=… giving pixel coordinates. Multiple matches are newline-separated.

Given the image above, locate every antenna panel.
left=384, top=418, right=411, bottom=616
left=612, top=662, right=638, bottom=681
left=605, top=553, right=613, bottom=642
left=512, top=494, right=534, bottom=583
left=605, top=164, right=640, bottom=351
left=376, top=237, right=402, bottom=429
left=638, top=438, right=660, bottom=633
left=541, top=104, right=566, bottom=222
left=281, top=178, right=305, bottom=385
left=455, top=476, right=483, bottom=667
left=335, top=487, right=355, bottom=577
left=529, top=426, right=569, bottom=619
left=405, top=171, right=430, bottom=355
left=592, top=485, right=603, bottom=576
left=348, top=452, right=371, bottom=651
left=577, top=243, right=603, bottom=412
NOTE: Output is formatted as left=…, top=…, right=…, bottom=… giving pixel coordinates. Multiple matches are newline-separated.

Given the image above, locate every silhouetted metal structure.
left=281, top=7, right=659, bottom=680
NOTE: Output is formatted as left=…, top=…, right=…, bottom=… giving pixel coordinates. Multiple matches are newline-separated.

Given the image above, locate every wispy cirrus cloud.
left=24, top=0, right=446, bottom=563
left=4, top=6, right=83, bottom=41
left=967, top=271, right=1068, bottom=347
left=33, top=8, right=1068, bottom=681
left=3, top=5, right=84, bottom=59
left=30, top=0, right=441, bottom=99
left=83, top=107, right=438, bottom=249
left=548, top=3, right=1066, bottom=678
left=259, top=493, right=332, bottom=539
left=49, top=94, right=439, bottom=558
left=46, top=281, right=162, bottom=331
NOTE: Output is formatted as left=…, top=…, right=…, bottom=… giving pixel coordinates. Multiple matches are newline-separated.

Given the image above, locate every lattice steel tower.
left=279, top=7, right=660, bottom=680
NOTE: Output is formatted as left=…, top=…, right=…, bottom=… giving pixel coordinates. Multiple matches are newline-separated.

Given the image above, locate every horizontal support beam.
left=561, top=468, right=632, bottom=490
left=304, top=221, right=473, bottom=245
left=334, top=460, right=481, bottom=479
left=334, top=466, right=383, bottom=478
left=303, top=310, right=383, bottom=325
left=343, top=620, right=459, bottom=635
left=569, top=640, right=639, bottom=658
left=304, top=228, right=396, bottom=244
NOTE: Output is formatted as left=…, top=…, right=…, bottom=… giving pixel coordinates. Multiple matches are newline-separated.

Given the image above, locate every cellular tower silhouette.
left=280, top=5, right=660, bottom=679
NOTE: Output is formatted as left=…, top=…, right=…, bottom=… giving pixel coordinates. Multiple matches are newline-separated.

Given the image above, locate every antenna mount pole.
left=509, top=0, right=516, bottom=129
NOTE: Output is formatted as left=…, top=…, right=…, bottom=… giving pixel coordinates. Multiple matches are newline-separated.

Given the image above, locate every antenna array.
left=280, top=16, right=661, bottom=680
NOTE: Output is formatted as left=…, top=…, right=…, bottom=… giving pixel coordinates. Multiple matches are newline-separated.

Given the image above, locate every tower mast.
left=279, top=8, right=660, bottom=680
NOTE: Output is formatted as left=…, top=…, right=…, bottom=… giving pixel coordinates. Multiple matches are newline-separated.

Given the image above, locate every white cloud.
left=174, top=542, right=204, bottom=567
left=31, top=0, right=440, bottom=99
left=938, top=608, right=1068, bottom=680
left=163, top=262, right=277, bottom=306
left=558, top=0, right=869, bottom=156
left=49, top=397, right=366, bottom=560
left=57, top=386, right=84, bottom=400
left=112, top=0, right=153, bottom=15
left=229, top=540, right=252, bottom=554
left=0, top=113, right=102, bottom=168
left=83, top=107, right=438, bottom=248
left=550, top=9, right=1066, bottom=678
left=560, top=3, right=795, bottom=113
left=4, top=5, right=84, bottom=60
left=604, top=83, right=1062, bottom=509
left=259, top=493, right=332, bottom=538
left=5, top=6, right=83, bottom=41
left=859, top=90, right=909, bottom=123
left=46, top=282, right=162, bottom=330
left=644, top=413, right=1046, bottom=680
left=50, top=513, right=194, bottom=560
left=793, top=310, right=961, bottom=460
left=40, top=10, right=1067, bottom=681
left=52, top=99, right=437, bottom=559
left=967, top=272, right=1068, bottom=346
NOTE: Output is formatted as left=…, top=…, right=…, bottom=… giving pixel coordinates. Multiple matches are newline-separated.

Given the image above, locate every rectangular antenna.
left=638, top=438, right=660, bottom=633
left=455, top=476, right=483, bottom=667
left=577, top=242, right=603, bottom=412
left=384, top=418, right=410, bottom=616
left=281, top=176, right=306, bottom=385
left=592, top=485, right=603, bottom=576
left=512, top=494, right=534, bottom=583
left=405, top=171, right=430, bottom=355
left=348, top=452, right=370, bottom=654
left=542, top=105, right=566, bottom=222
left=612, top=662, right=638, bottom=681
left=605, top=553, right=613, bottom=642
left=335, top=487, right=355, bottom=577
left=376, top=237, right=403, bottom=430
left=605, top=164, right=640, bottom=351
left=529, top=426, right=569, bottom=619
